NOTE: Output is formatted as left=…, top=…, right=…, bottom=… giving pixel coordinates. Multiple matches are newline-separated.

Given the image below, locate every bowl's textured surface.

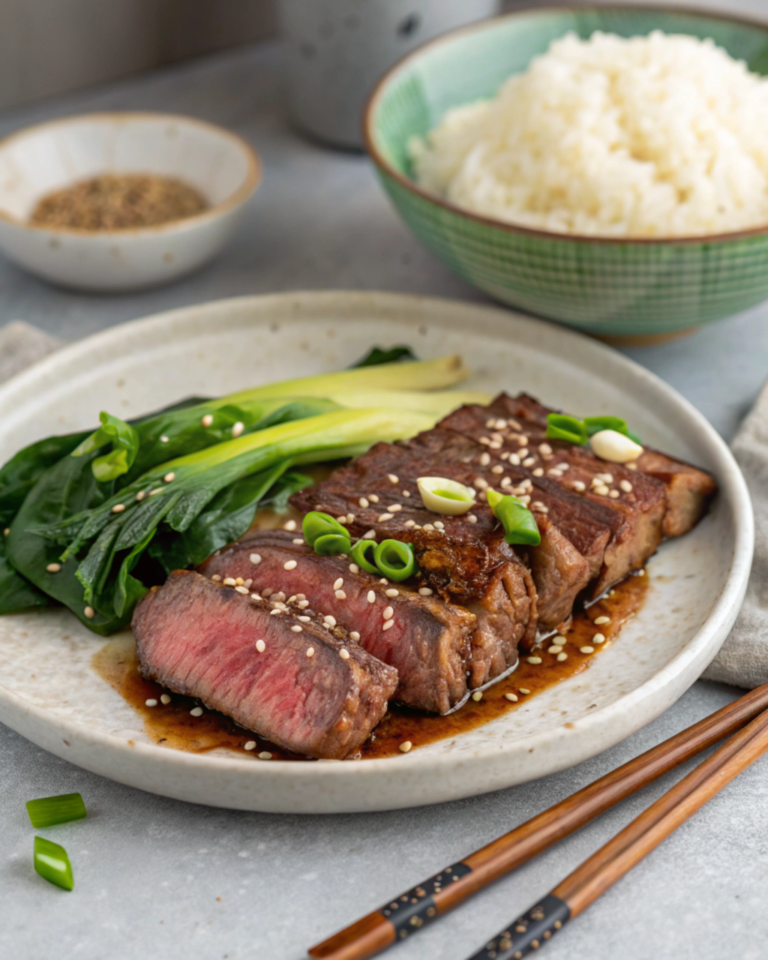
left=0, top=113, right=260, bottom=291
left=366, top=8, right=768, bottom=337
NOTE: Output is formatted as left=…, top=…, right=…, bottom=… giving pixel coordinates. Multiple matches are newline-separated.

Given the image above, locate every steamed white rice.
left=409, top=31, right=768, bottom=237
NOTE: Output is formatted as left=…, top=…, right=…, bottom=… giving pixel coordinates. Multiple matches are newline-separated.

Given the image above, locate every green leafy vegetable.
left=487, top=489, right=541, bottom=546
left=351, top=346, right=417, bottom=368
left=26, top=793, right=87, bottom=828
left=34, top=837, right=74, bottom=891
left=72, top=412, right=140, bottom=482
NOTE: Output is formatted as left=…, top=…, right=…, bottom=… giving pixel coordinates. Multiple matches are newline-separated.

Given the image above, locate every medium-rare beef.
left=291, top=449, right=537, bottom=670
left=437, top=399, right=668, bottom=596
left=132, top=570, right=398, bottom=760
left=490, top=393, right=716, bottom=537
left=199, top=529, right=475, bottom=713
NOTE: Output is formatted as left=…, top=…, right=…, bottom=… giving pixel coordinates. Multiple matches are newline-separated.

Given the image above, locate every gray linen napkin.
left=0, top=320, right=761, bottom=687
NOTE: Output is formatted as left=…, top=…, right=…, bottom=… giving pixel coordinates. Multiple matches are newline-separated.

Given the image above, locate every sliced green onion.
left=583, top=415, right=628, bottom=437
left=350, top=539, right=379, bottom=574
left=416, top=476, right=476, bottom=516
left=34, top=837, right=74, bottom=891
left=545, top=414, right=588, bottom=445
left=26, top=793, right=86, bottom=828
left=374, top=539, right=417, bottom=582
left=487, top=489, right=541, bottom=546
left=302, top=511, right=349, bottom=548
left=314, top=533, right=351, bottom=556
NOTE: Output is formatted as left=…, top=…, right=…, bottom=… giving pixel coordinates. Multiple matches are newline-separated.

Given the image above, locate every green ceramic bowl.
left=364, top=7, right=768, bottom=340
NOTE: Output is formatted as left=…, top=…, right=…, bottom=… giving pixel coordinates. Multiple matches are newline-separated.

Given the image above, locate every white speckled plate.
left=0, top=292, right=753, bottom=812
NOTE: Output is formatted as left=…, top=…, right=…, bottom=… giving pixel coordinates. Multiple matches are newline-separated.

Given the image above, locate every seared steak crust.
left=132, top=570, right=398, bottom=760
left=200, top=529, right=474, bottom=713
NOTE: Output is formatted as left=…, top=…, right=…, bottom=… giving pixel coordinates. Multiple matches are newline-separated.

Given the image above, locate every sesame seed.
left=149, top=488, right=164, bottom=496
left=161, top=694, right=171, bottom=704
left=523, top=457, right=536, bottom=467
left=491, top=465, right=504, bottom=474
left=620, top=480, right=633, bottom=493
left=284, top=560, right=297, bottom=570
left=378, top=513, right=394, bottom=522
left=335, top=590, right=347, bottom=600
left=509, top=454, right=521, bottom=466
left=386, top=588, right=399, bottom=597
left=284, top=520, right=297, bottom=531
left=485, top=418, right=495, bottom=429
left=336, top=515, right=347, bottom=523
left=597, top=473, right=614, bottom=483
left=2, top=529, right=8, bottom=536
left=519, top=688, right=530, bottom=694
left=244, top=741, right=256, bottom=751
left=627, top=462, right=638, bottom=471
left=388, top=474, right=399, bottom=484
left=291, top=625, right=303, bottom=633
left=223, top=577, right=237, bottom=586
left=339, top=648, right=350, bottom=660
left=190, top=707, right=203, bottom=717
left=235, top=585, right=249, bottom=595
left=548, top=469, right=563, bottom=478
left=609, top=490, right=620, bottom=499
left=594, top=615, right=611, bottom=625
left=504, top=693, right=518, bottom=702
left=232, top=422, right=245, bottom=438
left=350, top=631, right=360, bottom=641
left=433, top=520, right=445, bottom=530
left=292, top=538, right=304, bottom=546
left=556, top=463, right=569, bottom=471
left=471, top=691, right=483, bottom=702
left=404, top=519, right=416, bottom=528
left=573, top=481, right=586, bottom=492
left=84, top=606, right=95, bottom=619
left=359, top=497, right=369, bottom=508
left=201, top=414, right=214, bottom=427
left=518, top=449, right=529, bottom=458
left=422, top=523, right=435, bottom=532
left=306, top=647, right=315, bottom=657
left=164, top=472, right=175, bottom=483
left=532, top=468, right=544, bottom=477
left=399, top=741, right=412, bottom=753
left=235, top=577, right=244, bottom=585
left=527, top=656, right=542, bottom=665
left=387, top=504, right=402, bottom=512
left=467, top=514, right=478, bottom=524
left=593, top=633, right=606, bottom=644
left=324, top=615, right=337, bottom=626
left=501, top=477, right=512, bottom=488
left=539, top=443, right=553, bottom=456
left=474, top=477, right=489, bottom=489
left=145, top=699, right=158, bottom=707
left=383, top=619, right=394, bottom=631
left=211, top=574, right=222, bottom=581
left=368, top=494, right=380, bottom=503
left=531, top=501, right=548, bottom=512
left=270, top=609, right=282, bottom=616
left=297, top=599, right=309, bottom=608
left=548, top=645, right=563, bottom=654
left=258, top=752, right=272, bottom=760
left=346, top=514, right=355, bottom=523
left=46, top=563, right=62, bottom=573
left=333, top=577, right=344, bottom=590
left=580, top=645, right=595, bottom=654
left=255, top=639, right=266, bottom=652
left=363, top=530, right=376, bottom=539
left=160, top=435, right=169, bottom=443
left=480, top=452, right=491, bottom=466
left=557, top=652, right=568, bottom=662
left=112, top=503, right=126, bottom=513
left=367, top=590, right=375, bottom=603
left=419, top=587, right=433, bottom=596
left=594, top=484, right=610, bottom=496
left=403, top=490, right=411, bottom=497
left=383, top=605, right=394, bottom=620
left=249, top=553, right=262, bottom=566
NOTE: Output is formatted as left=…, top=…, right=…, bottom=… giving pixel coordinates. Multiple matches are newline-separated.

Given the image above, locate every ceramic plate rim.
left=0, top=292, right=753, bottom=805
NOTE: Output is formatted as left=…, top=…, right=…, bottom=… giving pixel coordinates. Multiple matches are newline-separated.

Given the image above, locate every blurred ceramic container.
left=278, top=0, right=501, bottom=149
left=0, top=112, right=261, bottom=292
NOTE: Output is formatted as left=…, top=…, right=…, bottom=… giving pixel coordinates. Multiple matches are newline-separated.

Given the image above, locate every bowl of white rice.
left=364, top=7, right=768, bottom=339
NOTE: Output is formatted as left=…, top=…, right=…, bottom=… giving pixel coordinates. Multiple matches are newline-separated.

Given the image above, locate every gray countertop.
left=1, top=41, right=767, bottom=960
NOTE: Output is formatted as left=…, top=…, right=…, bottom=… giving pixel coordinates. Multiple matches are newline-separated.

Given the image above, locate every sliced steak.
left=439, top=397, right=668, bottom=596
left=489, top=393, right=716, bottom=537
left=291, top=448, right=537, bottom=675
left=132, top=570, right=398, bottom=760
left=200, top=529, right=474, bottom=713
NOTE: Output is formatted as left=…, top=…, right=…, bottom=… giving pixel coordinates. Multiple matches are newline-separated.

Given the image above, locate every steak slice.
left=291, top=447, right=537, bottom=678
left=132, top=570, right=398, bottom=760
left=490, top=393, right=716, bottom=537
left=439, top=397, right=668, bottom=596
left=200, top=529, right=474, bottom=713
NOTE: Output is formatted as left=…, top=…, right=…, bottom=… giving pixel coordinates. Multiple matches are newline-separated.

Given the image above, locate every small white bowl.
left=0, top=112, right=261, bottom=291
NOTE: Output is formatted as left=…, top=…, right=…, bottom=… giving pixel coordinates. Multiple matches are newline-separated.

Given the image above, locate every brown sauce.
left=92, top=571, right=648, bottom=762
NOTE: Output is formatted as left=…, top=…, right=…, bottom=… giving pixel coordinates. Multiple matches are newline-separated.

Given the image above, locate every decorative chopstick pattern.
left=308, top=683, right=768, bottom=960
left=468, top=895, right=570, bottom=960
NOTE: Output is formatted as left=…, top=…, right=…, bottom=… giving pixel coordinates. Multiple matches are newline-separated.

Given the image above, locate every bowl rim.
left=364, top=3, right=768, bottom=247
left=0, top=111, right=262, bottom=238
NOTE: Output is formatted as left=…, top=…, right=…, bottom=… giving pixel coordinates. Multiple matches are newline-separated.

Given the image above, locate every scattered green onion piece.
left=314, top=533, right=351, bottom=556
left=545, top=413, right=588, bottom=445
left=26, top=793, right=87, bottom=829
left=487, top=489, right=541, bottom=546
left=374, top=539, right=417, bottom=582
left=416, top=476, right=476, bottom=516
left=350, top=539, right=379, bottom=574
left=33, top=836, right=74, bottom=891
left=302, top=511, right=349, bottom=548
left=583, top=415, right=628, bottom=437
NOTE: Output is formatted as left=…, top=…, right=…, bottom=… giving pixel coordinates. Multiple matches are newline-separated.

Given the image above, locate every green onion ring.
left=350, top=539, right=379, bottom=574
left=487, top=489, right=541, bottom=546
left=373, top=539, right=417, bottom=582
left=545, top=413, right=588, bottom=445
left=314, top=533, right=351, bottom=556
left=302, top=511, right=349, bottom=548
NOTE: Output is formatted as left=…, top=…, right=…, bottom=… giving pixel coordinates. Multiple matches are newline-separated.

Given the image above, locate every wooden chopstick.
left=308, top=683, right=768, bottom=960
left=465, top=704, right=768, bottom=959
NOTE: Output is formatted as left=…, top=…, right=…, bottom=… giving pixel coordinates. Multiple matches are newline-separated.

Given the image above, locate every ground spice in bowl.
left=29, top=174, right=208, bottom=231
